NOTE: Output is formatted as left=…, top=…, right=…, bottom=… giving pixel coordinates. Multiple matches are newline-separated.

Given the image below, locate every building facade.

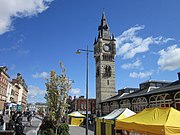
left=0, top=66, right=28, bottom=114
left=101, top=73, right=180, bottom=115
left=72, top=96, right=96, bottom=114
left=21, top=86, right=28, bottom=112
left=14, top=73, right=28, bottom=112
left=6, top=81, right=16, bottom=114
left=9, top=73, right=28, bottom=112
left=11, top=81, right=20, bottom=104
left=0, top=66, right=9, bottom=112
left=94, top=13, right=116, bottom=114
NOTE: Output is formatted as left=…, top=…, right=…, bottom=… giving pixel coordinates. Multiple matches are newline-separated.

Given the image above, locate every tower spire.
left=98, top=11, right=111, bottom=40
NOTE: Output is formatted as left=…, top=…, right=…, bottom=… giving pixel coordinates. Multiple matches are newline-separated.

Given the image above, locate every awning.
left=115, top=107, right=180, bottom=135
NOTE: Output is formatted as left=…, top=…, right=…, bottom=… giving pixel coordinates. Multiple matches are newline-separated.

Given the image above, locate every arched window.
left=156, top=95, right=164, bottom=107
left=164, top=94, right=173, bottom=107
left=119, top=99, right=131, bottom=109
left=175, top=92, right=180, bottom=99
left=155, top=94, right=172, bottom=107
left=149, top=96, right=157, bottom=108
left=157, top=95, right=164, bottom=100
left=102, top=102, right=110, bottom=115
left=132, top=97, right=148, bottom=112
left=132, top=98, right=138, bottom=112
left=175, top=92, right=180, bottom=111
left=110, top=101, right=119, bottom=112
left=164, top=94, right=172, bottom=107
left=150, top=96, right=156, bottom=101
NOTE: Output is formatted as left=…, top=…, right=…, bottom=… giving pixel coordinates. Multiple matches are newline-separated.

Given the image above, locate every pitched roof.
left=101, top=80, right=180, bottom=103
left=0, top=66, right=10, bottom=78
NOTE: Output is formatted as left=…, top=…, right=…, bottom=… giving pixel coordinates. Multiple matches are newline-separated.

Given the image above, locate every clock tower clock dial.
left=103, top=44, right=110, bottom=52
left=94, top=12, right=116, bottom=115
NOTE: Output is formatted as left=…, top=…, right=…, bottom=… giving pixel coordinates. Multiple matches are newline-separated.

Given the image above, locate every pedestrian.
left=8, top=111, right=16, bottom=130
left=11, top=111, right=17, bottom=122
left=27, top=112, right=32, bottom=126
left=15, top=123, right=25, bottom=135
left=0, top=114, right=4, bottom=130
left=7, top=119, right=15, bottom=130
left=15, top=112, right=23, bottom=125
left=15, top=112, right=25, bottom=135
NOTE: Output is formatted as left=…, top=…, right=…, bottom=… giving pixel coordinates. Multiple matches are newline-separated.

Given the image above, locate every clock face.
left=103, top=44, right=110, bottom=52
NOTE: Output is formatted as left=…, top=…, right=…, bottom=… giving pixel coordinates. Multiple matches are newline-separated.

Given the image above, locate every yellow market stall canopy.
left=115, top=107, right=180, bottom=135
left=68, top=111, right=85, bottom=126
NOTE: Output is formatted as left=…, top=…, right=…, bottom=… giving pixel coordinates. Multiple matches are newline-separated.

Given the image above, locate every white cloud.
left=158, top=45, right=180, bottom=71
left=129, top=71, right=152, bottom=79
left=27, top=85, right=45, bottom=103
left=0, top=0, right=53, bottom=35
left=70, top=88, right=80, bottom=95
left=28, top=85, right=45, bottom=97
left=32, top=72, right=49, bottom=79
left=116, top=25, right=174, bottom=59
left=121, top=59, right=142, bottom=69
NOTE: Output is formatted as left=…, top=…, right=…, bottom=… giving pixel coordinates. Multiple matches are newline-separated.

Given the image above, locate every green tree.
left=45, top=62, right=71, bottom=134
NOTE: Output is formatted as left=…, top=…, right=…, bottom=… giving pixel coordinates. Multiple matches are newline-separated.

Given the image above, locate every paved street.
left=4, top=115, right=95, bottom=135
left=69, top=125, right=94, bottom=135
left=23, top=116, right=42, bottom=135
left=3, top=115, right=42, bottom=135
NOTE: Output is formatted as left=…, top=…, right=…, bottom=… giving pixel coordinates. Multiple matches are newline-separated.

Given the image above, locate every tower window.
left=107, top=80, right=109, bottom=85
left=104, top=65, right=111, bottom=77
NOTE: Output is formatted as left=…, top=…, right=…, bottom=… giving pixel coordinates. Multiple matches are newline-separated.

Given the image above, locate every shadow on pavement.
left=81, top=124, right=95, bottom=132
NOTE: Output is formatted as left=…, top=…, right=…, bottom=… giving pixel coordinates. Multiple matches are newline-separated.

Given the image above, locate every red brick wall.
left=72, top=98, right=96, bottom=114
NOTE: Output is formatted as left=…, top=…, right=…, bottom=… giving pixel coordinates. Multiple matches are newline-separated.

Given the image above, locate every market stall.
left=68, top=111, right=85, bottom=126
left=95, top=108, right=135, bottom=135
left=115, top=107, right=180, bottom=135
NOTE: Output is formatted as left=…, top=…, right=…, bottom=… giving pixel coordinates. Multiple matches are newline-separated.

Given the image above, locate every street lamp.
left=76, top=45, right=93, bottom=135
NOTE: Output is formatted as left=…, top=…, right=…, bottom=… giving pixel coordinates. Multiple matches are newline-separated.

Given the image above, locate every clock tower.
left=94, top=12, right=116, bottom=115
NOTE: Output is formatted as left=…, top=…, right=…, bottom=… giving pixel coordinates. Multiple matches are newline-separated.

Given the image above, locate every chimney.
left=178, top=72, right=180, bottom=80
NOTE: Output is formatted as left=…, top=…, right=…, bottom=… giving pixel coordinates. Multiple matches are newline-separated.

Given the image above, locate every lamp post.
left=76, top=45, right=93, bottom=135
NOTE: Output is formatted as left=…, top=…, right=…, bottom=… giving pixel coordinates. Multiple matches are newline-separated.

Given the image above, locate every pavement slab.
left=69, top=126, right=94, bottom=135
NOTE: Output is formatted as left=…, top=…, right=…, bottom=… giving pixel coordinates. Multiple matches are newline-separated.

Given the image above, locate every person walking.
left=0, top=114, right=4, bottom=130
left=11, top=112, right=17, bottom=123
left=9, top=111, right=17, bottom=130
left=15, top=112, right=25, bottom=135
left=27, top=112, right=32, bottom=126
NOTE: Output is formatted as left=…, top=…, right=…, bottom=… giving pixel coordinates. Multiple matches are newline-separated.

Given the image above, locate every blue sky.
left=0, top=0, right=180, bottom=103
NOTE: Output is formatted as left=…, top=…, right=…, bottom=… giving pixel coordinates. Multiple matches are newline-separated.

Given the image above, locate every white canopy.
left=68, top=111, right=85, bottom=118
